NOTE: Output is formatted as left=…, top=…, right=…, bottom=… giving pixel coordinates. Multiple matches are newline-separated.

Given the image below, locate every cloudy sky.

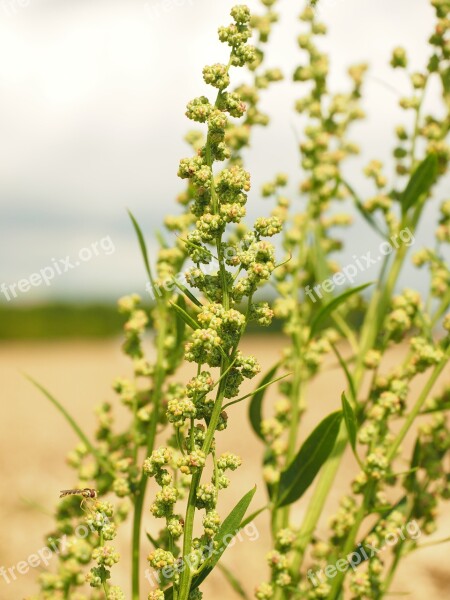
left=0, top=0, right=445, bottom=303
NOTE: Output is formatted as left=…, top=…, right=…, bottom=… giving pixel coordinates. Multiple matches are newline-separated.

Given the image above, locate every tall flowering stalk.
left=144, top=7, right=283, bottom=600
left=25, top=4, right=284, bottom=600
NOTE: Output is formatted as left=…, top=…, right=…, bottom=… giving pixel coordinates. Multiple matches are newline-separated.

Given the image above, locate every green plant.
left=26, top=2, right=450, bottom=600
left=250, top=2, right=450, bottom=599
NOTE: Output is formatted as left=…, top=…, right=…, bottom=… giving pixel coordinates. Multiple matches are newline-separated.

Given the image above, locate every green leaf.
left=128, top=210, right=158, bottom=298
left=223, top=372, right=290, bottom=411
left=276, top=411, right=343, bottom=508
left=340, top=178, right=387, bottom=238
left=164, top=487, right=256, bottom=599
left=169, top=295, right=187, bottom=371
left=313, top=230, right=331, bottom=289
left=145, top=532, right=160, bottom=549
left=441, top=68, right=450, bottom=96
left=309, top=282, right=374, bottom=339
left=239, top=504, right=268, bottom=529
left=406, top=438, right=422, bottom=489
left=217, top=564, right=250, bottom=600
left=341, top=392, right=358, bottom=455
left=249, top=363, right=280, bottom=441
left=331, top=344, right=357, bottom=403
left=25, top=375, right=114, bottom=477
left=156, top=230, right=169, bottom=249
left=262, top=448, right=277, bottom=501
left=171, top=278, right=203, bottom=308
left=169, top=300, right=199, bottom=331
left=174, top=295, right=187, bottom=350
left=400, top=154, right=438, bottom=214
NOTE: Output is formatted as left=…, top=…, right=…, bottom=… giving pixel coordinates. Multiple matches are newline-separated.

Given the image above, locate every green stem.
left=132, top=308, right=167, bottom=600
left=178, top=77, right=232, bottom=598
left=410, top=80, right=428, bottom=167
left=328, top=483, right=375, bottom=600
left=290, top=421, right=348, bottom=576
left=99, top=531, right=110, bottom=599
left=431, top=288, right=450, bottom=327
left=178, top=379, right=228, bottom=600
left=387, top=352, right=450, bottom=462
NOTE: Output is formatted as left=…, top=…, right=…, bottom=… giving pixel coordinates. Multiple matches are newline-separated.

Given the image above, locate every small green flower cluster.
left=255, top=528, right=296, bottom=598
left=27, top=496, right=127, bottom=600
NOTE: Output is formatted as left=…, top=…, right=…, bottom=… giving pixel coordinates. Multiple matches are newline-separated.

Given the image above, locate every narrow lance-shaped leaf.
left=263, top=448, right=277, bottom=501
left=169, top=300, right=199, bottom=331
left=400, top=154, right=438, bottom=214
left=223, top=372, right=291, bottom=410
left=249, top=363, right=280, bottom=441
left=239, top=504, right=268, bottom=529
left=174, top=295, right=187, bottom=348
left=331, top=343, right=357, bottom=403
left=171, top=277, right=203, bottom=308
left=276, top=411, right=343, bottom=508
left=313, top=230, right=331, bottom=289
left=25, top=375, right=114, bottom=477
left=340, top=178, right=387, bottom=239
left=341, top=392, right=358, bottom=459
left=164, top=487, right=256, bottom=599
left=128, top=209, right=159, bottom=299
left=406, top=438, right=422, bottom=489
left=309, top=282, right=374, bottom=339
left=146, top=531, right=160, bottom=550
left=167, top=295, right=188, bottom=371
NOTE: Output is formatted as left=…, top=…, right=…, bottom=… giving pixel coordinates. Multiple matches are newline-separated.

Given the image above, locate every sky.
left=0, top=0, right=447, bottom=303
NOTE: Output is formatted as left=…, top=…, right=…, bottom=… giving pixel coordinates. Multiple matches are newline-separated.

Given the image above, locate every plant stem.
left=178, top=79, right=232, bottom=597
left=387, top=351, right=450, bottom=462
left=328, top=483, right=375, bottom=600
left=99, top=531, right=110, bottom=599
left=132, top=308, right=167, bottom=600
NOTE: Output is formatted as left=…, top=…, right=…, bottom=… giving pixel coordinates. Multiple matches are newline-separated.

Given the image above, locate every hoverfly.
left=59, top=488, right=98, bottom=513
left=60, top=488, right=98, bottom=499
